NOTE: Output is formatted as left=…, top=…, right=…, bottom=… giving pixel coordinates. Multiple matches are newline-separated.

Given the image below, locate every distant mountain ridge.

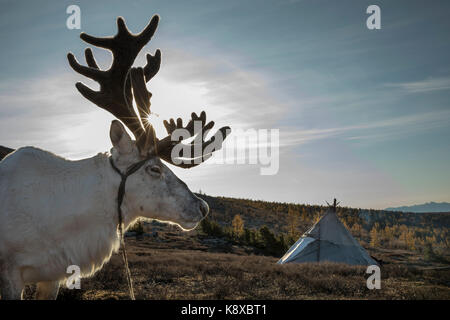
left=386, top=202, right=450, bottom=213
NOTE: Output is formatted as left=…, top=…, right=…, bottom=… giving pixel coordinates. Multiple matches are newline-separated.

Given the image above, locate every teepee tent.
left=278, top=199, right=377, bottom=266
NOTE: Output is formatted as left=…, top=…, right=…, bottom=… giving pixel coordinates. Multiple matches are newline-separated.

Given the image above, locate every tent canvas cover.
left=278, top=208, right=377, bottom=266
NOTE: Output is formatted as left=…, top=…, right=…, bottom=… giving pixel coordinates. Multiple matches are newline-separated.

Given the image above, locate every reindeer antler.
left=158, top=112, right=231, bottom=168
left=68, top=15, right=231, bottom=166
left=130, top=68, right=231, bottom=167
left=67, top=15, right=160, bottom=153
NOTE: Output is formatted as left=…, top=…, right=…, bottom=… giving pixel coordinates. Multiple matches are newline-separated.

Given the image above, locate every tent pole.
left=317, top=215, right=321, bottom=262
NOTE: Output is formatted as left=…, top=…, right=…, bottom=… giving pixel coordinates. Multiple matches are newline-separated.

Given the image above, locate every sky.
left=1, top=0, right=449, bottom=209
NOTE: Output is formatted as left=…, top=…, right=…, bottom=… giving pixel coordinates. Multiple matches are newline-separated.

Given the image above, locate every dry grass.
left=21, top=234, right=450, bottom=300
left=34, top=237, right=447, bottom=300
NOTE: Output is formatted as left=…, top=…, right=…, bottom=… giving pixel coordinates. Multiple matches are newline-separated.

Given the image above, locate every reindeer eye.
left=146, top=165, right=161, bottom=176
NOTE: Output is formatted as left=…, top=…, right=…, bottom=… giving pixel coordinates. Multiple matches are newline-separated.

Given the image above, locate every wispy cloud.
left=0, top=70, right=114, bottom=158
left=280, top=109, right=450, bottom=146
left=152, top=47, right=289, bottom=129
left=386, top=76, right=450, bottom=93
left=0, top=46, right=288, bottom=160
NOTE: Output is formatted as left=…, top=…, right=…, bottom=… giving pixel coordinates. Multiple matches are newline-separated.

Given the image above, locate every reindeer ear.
left=110, top=120, right=133, bottom=154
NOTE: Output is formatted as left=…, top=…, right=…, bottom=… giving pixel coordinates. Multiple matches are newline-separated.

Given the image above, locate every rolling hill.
left=200, top=194, right=450, bottom=233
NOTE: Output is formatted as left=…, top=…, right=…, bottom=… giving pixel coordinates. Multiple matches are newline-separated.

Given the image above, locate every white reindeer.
left=0, top=15, right=230, bottom=300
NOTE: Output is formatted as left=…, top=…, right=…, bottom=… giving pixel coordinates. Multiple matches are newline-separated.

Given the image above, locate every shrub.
left=200, top=218, right=224, bottom=237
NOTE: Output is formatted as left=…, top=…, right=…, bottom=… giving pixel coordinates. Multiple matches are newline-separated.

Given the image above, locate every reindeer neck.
left=102, top=154, right=142, bottom=231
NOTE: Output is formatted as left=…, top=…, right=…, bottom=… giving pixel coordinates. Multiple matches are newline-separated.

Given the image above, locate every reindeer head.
left=67, top=15, right=230, bottom=230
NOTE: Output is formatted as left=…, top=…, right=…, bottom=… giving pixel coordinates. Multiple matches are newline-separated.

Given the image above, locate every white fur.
left=0, top=122, right=208, bottom=299
left=0, top=147, right=121, bottom=282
